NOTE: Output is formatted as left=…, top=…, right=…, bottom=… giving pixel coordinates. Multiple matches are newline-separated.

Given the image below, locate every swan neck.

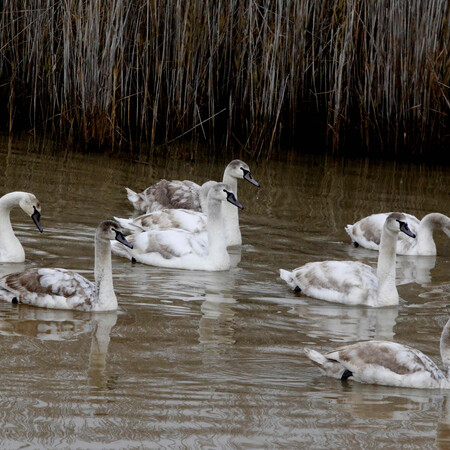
left=0, top=192, right=25, bottom=261
left=222, top=172, right=238, bottom=194
left=441, top=318, right=450, bottom=375
left=94, top=237, right=117, bottom=310
left=376, top=227, right=398, bottom=304
left=207, top=198, right=229, bottom=261
left=417, top=216, right=437, bottom=254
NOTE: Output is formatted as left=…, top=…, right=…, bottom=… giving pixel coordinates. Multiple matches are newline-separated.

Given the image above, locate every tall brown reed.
left=0, top=0, right=448, bottom=158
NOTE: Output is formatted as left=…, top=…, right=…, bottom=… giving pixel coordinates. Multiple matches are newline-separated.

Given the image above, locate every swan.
left=279, top=213, right=416, bottom=307
left=125, top=160, right=259, bottom=246
left=304, top=315, right=450, bottom=388
left=115, top=181, right=242, bottom=247
left=114, top=181, right=214, bottom=234
left=0, top=220, right=132, bottom=311
left=112, top=183, right=243, bottom=271
left=345, top=212, right=450, bottom=255
left=0, top=191, right=43, bottom=262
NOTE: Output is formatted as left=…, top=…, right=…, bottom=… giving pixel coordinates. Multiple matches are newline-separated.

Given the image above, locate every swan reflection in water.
left=290, top=302, right=399, bottom=342
left=198, top=290, right=237, bottom=346
left=0, top=305, right=117, bottom=388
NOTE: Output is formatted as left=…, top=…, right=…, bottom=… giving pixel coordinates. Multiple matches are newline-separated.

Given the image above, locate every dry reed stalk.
left=0, top=0, right=447, bottom=157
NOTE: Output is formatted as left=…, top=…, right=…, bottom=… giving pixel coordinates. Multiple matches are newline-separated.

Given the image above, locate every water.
left=0, top=136, right=449, bottom=448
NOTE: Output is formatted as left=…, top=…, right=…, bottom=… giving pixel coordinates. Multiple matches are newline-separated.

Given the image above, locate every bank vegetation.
left=0, top=0, right=448, bottom=158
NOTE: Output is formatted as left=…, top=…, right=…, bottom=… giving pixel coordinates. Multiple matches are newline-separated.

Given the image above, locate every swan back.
left=305, top=341, right=448, bottom=388
left=126, top=180, right=202, bottom=213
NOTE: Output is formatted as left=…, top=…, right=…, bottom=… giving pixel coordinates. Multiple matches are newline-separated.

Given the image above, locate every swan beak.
left=224, top=190, right=244, bottom=210
left=242, top=169, right=260, bottom=188
left=114, top=230, right=134, bottom=248
left=398, top=220, right=416, bottom=238
left=31, top=206, right=43, bottom=233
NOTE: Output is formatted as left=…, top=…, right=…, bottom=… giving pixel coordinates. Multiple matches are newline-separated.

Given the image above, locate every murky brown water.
left=0, top=135, right=449, bottom=448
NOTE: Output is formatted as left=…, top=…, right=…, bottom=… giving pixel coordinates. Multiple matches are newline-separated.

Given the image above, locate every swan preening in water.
left=112, top=183, right=243, bottom=271
left=125, top=160, right=259, bottom=246
left=304, top=315, right=450, bottom=389
left=0, top=221, right=132, bottom=311
left=279, top=213, right=416, bottom=307
left=0, top=192, right=43, bottom=263
left=346, top=212, right=450, bottom=255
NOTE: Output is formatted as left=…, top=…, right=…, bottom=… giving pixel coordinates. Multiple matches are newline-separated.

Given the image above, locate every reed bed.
left=0, top=0, right=448, bottom=158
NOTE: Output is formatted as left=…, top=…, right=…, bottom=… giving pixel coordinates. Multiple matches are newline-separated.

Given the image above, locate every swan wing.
left=292, top=261, right=378, bottom=305
left=117, top=209, right=207, bottom=234
left=325, top=341, right=446, bottom=388
left=140, top=180, right=202, bottom=212
left=346, top=212, right=420, bottom=251
left=0, top=268, right=95, bottom=310
left=121, top=229, right=208, bottom=259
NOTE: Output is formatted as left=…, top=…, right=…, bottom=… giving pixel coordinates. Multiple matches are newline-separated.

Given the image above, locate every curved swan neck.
left=221, top=173, right=240, bottom=246
left=206, top=198, right=229, bottom=263
left=0, top=192, right=27, bottom=262
left=376, top=226, right=398, bottom=304
left=222, top=171, right=238, bottom=194
left=94, top=237, right=117, bottom=310
left=417, top=214, right=448, bottom=254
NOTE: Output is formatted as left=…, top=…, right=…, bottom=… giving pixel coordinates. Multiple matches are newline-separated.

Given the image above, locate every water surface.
left=0, top=136, right=449, bottom=448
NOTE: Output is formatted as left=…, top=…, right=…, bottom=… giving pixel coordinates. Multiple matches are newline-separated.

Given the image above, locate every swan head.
left=226, top=160, right=260, bottom=187
left=208, top=183, right=244, bottom=209
left=385, top=213, right=416, bottom=238
left=97, top=220, right=133, bottom=248
left=19, top=193, right=43, bottom=232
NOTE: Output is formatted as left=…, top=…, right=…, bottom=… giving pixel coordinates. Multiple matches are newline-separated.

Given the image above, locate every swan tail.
left=113, top=216, right=144, bottom=233
left=344, top=224, right=354, bottom=240
left=279, top=269, right=300, bottom=291
left=304, top=348, right=351, bottom=380
left=125, top=187, right=141, bottom=204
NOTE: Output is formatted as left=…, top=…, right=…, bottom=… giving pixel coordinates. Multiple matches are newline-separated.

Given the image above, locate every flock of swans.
left=0, top=159, right=449, bottom=390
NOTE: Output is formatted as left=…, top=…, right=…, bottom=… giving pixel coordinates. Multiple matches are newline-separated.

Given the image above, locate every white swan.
left=115, top=181, right=243, bottom=247
left=304, top=316, right=450, bottom=388
left=112, top=183, right=243, bottom=271
left=0, top=191, right=43, bottom=262
left=115, top=208, right=207, bottom=234
left=279, top=213, right=416, bottom=307
left=114, top=181, right=214, bottom=234
left=125, top=160, right=259, bottom=246
left=0, top=221, right=133, bottom=311
left=345, top=212, right=450, bottom=255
